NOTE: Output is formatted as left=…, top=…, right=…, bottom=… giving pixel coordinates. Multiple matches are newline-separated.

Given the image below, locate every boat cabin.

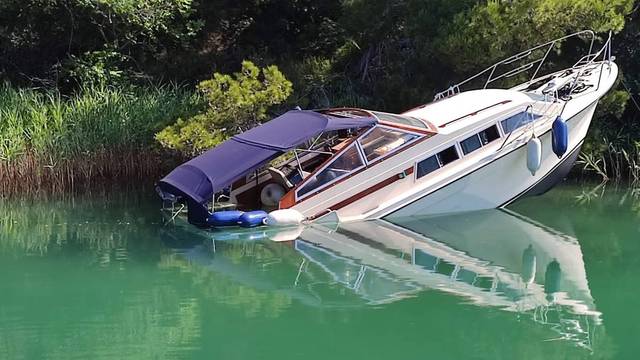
left=156, top=108, right=436, bottom=225
left=231, top=109, right=437, bottom=210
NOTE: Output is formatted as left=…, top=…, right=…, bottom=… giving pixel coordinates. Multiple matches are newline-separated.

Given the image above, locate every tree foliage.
left=436, top=0, right=634, bottom=72
left=155, top=61, right=292, bottom=156
left=0, top=0, right=202, bottom=86
left=1, top=0, right=639, bottom=170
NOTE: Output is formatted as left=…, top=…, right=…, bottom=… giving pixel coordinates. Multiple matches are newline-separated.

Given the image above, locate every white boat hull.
left=290, top=61, right=618, bottom=222
left=384, top=100, right=597, bottom=219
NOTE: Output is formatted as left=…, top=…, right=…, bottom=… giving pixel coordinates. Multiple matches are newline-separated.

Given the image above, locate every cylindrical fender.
left=552, top=116, right=568, bottom=158
left=207, top=210, right=245, bottom=227
left=239, top=210, right=268, bottom=228
left=527, top=136, right=542, bottom=176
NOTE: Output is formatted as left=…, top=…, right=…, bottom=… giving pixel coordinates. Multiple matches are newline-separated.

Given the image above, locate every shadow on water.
left=1, top=183, right=640, bottom=359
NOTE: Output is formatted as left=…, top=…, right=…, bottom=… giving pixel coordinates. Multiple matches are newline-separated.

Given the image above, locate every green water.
left=1, top=184, right=639, bottom=359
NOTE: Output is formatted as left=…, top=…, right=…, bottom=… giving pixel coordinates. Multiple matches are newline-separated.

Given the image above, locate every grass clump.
left=0, top=84, right=202, bottom=195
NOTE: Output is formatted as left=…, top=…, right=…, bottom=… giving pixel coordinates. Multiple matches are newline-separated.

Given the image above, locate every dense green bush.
left=156, top=61, right=292, bottom=156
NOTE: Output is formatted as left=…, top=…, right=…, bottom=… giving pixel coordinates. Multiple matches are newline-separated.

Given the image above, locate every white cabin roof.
left=403, top=89, right=532, bottom=133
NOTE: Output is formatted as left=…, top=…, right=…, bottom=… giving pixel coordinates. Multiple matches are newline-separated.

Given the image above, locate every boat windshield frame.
left=356, top=124, right=424, bottom=166
left=320, top=107, right=438, bottom=134
left=291, top=123, right=428, bottom=202
left=293, top=138, right=367, bottom=200
left=369, top=111, right=432, bottom=132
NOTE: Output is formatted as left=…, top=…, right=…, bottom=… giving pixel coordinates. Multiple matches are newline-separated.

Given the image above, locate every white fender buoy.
left=260, top=183, right=286, bottom=207
left=264, top=209, right=305, bottom=226
left=527, top=136, right=542, bottom=176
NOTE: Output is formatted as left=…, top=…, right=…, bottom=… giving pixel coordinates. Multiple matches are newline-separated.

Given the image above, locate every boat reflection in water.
left=298, top=210, right=598, bottom=348
left=166, top=208, right=600, bottom=350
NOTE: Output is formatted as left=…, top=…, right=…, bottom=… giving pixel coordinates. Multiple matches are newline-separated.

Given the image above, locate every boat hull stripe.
left=328, top=167, right=414, bottom=212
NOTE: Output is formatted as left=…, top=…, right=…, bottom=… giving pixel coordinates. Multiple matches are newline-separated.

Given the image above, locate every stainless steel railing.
left=434, top=30, right=613, bottom=101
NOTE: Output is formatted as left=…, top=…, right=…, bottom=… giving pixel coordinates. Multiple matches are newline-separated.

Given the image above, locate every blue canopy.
left=158, top=110, right=376, bottom=205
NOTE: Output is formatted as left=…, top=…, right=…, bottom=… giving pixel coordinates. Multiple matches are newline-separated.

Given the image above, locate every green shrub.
left=156, top=61, right=293, bottom=156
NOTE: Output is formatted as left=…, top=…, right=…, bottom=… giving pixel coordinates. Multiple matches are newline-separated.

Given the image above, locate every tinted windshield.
left=296, top=143, right=364, bottom=198
left=359, top=127, right=419, bottom=163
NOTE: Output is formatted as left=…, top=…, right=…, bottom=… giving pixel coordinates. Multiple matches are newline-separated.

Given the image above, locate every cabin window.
left=416, top=155, right=439, bottom=178
left=479, top=125, right=500, bottom=144
left=500, top=112, right=541, bottom=133
left=358, top=126, right=419, bottom=163
left=461, top=134, right=482, bottom=155
left=416, top=145, right=459, bottom=179
left=461, top=125, right=501, bottom=155
left=296, top=143, right=365, bottom=198
left=438, top=146, right=459, bottom=166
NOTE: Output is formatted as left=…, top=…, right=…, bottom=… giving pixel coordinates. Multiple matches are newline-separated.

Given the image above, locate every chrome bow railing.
left=434, top=30, right=614, bottom=101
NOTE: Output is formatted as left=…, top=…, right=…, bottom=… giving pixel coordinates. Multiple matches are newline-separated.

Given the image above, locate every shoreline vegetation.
left=0, top=85, right=201, bottom=196
left=0, top=1, right=639, bottom=196
left=0, top=78, right=636, bottom=198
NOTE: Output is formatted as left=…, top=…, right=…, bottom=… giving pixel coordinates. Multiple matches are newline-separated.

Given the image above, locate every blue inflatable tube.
left=552, top=116, right=568, bottom=158
left=239, top=211, right=268, bottom=228
left=207, top=210, right=244, bottom=227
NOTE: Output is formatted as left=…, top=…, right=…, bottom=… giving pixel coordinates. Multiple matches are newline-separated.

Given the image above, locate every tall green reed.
left=578, top=137, right=640, bottom=184
left=0, top=84, right=202, bottom=195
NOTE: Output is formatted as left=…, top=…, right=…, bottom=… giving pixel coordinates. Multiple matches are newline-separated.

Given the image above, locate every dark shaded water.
left=1, top=184, right=639, bottom=359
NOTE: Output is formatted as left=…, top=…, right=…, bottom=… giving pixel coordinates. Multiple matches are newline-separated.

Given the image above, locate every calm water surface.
left=1, top=184, right=639, bottom=359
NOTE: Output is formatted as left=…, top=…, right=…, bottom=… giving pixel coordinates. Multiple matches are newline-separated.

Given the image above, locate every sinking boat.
left=157, top=31, right=618, bottom=226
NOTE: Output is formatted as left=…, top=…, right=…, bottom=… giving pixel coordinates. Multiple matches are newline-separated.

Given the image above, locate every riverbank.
left=0, top=150, right=179, bottom=196
left=0, top=84, right=200, bottom=196
left=0, top=82, right=637, bottom=197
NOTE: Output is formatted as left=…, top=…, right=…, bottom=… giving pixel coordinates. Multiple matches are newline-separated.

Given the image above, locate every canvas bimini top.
left=157, top=110, right=376, bottom=205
